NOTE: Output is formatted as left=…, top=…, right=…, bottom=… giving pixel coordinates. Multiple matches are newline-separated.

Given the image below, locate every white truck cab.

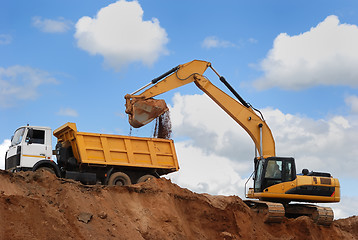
left=5, top=125, right=58, bottom=174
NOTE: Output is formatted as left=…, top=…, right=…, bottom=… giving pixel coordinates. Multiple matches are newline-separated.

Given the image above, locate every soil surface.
left=1, top=170, right=357, bottom=240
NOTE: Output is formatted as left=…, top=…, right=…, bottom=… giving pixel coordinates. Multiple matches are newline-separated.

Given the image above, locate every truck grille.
left=5, top=154, right=20, bottom=170
left=5, top=146, right=21, bottom=170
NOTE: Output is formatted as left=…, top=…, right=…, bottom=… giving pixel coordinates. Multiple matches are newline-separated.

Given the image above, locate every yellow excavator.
left=124, top=60, right=340, bottom=225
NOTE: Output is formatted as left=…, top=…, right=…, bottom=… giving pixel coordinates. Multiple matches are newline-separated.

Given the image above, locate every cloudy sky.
left=1, top=0, right=358, bottom=219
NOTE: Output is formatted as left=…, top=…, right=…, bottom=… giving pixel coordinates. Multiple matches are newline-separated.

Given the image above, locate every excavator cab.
left=253, top=157, right=296, bottom=193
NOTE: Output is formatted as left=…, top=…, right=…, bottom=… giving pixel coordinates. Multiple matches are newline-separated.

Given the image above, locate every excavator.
left=124, top=60, right=340, bottom=225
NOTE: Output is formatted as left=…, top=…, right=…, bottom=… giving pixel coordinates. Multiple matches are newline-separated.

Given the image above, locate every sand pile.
left=0, top=170, right=357, bottom=240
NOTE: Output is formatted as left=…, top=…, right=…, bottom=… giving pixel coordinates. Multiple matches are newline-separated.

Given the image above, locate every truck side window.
left=28, top=130, right=45, bottom=144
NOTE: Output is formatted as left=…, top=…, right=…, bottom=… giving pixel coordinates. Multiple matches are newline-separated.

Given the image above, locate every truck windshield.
left=11, top=128, right=25, bottom=146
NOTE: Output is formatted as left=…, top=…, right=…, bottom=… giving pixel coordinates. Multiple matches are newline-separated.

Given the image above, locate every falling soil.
left=153, top=111, right=172, bottom=139
left=1, top=169, right=357, bottom=240
left=129, top=126, right=133, bottom=136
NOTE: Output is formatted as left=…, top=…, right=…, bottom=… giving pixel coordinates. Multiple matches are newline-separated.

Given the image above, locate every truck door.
left=21, top=128, right=50, bottom=168
left=5, top=127, right=25, bottom=170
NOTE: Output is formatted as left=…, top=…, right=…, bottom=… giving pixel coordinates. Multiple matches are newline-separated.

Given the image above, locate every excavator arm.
left=125, top=60, right=276, bottom=158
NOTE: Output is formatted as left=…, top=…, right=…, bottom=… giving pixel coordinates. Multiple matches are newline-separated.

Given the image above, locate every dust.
left=153, top=111, right=172, bottom=139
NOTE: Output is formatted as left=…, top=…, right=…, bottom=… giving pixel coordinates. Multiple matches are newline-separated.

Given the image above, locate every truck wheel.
left=35, top=167, right=55, bottom=175
left=137, top=174, right=155, bottom=183
left=108, top=172, right=131, bottom=186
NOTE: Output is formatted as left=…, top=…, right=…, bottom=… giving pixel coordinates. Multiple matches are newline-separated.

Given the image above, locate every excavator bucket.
left=125, top=97, right=169, bottom=128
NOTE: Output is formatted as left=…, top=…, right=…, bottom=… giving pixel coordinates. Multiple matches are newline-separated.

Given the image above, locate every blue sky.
left=1, top=0, right=358, bottom=219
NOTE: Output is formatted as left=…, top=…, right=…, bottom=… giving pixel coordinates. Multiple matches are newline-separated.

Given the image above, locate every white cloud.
left=202, top=36, right=236, bottom=49
left=169, top=93, right=254, bottom=171
left=0, top=65, right=58, bottom=108
left=0, top=34, right=12, bottom=45
left=74, top=0, right=169, bottom=71
left=168, top=93, right=358, bottom=218
left=254, top=15, right=358, bottom=90
left=248, top=38, right=258, bottom=44
left=170, top=93, right=358, bottom=178
left=261, top=109, right=358, bottom=177
left=168, top=141, right=247, bottom=196
left=57, top=107, right=79, bottom=117
left=32, top=16, right=73, bottom=33
left=345, top=95, right=358, bottom=114
left=0, top=139, right=11, bottom=170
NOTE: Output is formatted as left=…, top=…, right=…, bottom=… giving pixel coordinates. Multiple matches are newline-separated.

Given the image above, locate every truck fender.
left=104, top=167, right=115, bottom=185
left=33, top=160, right=61, bottom=177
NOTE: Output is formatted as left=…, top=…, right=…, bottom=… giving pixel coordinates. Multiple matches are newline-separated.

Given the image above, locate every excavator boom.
left=125, top=60, right=275, bottom=158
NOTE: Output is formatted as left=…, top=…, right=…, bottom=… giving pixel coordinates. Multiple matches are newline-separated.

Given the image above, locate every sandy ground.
left=0, top=169, right=357, bottom=240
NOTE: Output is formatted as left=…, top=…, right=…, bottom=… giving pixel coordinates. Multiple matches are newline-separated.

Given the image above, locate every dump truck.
left=5, top=122, right=179, bottom=185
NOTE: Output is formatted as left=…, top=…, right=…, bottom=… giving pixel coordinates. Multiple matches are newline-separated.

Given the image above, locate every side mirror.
left=26, top=128, right=34, bottom=144
left=25, top=137, right=33, bottom=144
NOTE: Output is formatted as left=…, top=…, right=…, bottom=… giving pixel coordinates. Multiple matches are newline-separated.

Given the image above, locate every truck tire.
left=108, top=172, right=131, bottom=186
left=137, top=174, right=155, bottom=183
left=35, top=167, right=55, bottom=175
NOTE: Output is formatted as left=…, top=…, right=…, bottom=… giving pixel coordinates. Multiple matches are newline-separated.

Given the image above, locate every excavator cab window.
left=265, top=160, right=282, bottom=179
left=283, top=160, right=295, bottom=182
left=262, top=159, right=283, bottom=190
left=254, top=157, right=296, bottom=192
left=254, top=160, right=265, bottom=192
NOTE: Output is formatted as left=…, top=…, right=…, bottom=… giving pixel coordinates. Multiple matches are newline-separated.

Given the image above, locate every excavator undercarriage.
left=244, top=200, right=334, bottom=225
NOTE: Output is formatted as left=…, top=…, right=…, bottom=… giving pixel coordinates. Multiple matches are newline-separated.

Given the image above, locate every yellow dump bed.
left=53, top=122, right=179, bottom=173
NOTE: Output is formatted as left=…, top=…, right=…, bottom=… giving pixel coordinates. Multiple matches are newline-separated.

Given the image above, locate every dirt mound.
left=0, top=170, right=357, bottom=240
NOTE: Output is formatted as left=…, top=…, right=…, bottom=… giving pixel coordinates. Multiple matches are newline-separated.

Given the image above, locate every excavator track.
left=244, top=200, right=285, bottom=223
left=285, top=204, right=334, bottom=226
left=245, top=201, right=334, bottom=226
